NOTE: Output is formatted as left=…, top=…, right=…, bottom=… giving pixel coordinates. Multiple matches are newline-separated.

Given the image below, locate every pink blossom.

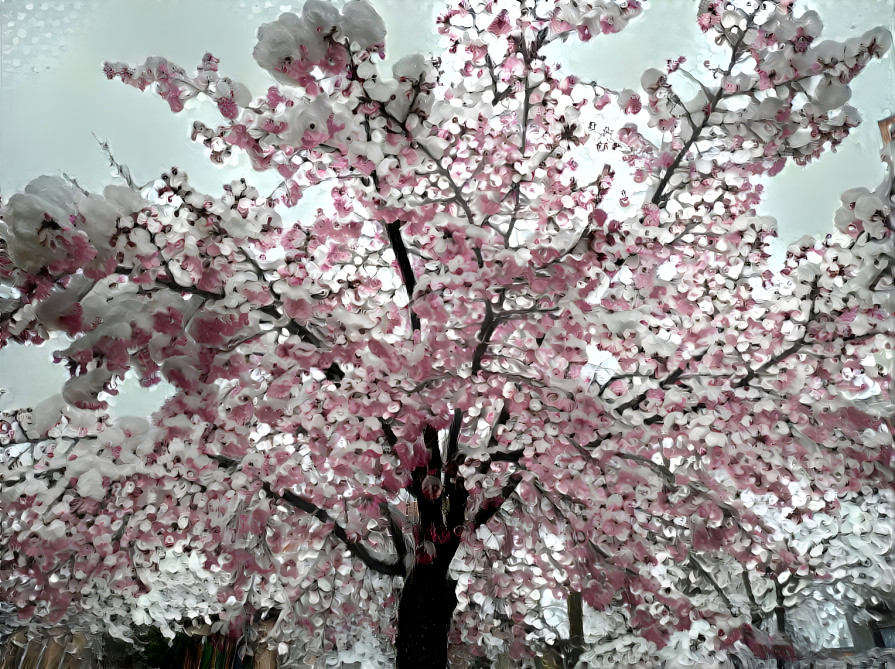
left=488, top=9, right=513, bottom=35
left=217, top=96, right=238, bottom=120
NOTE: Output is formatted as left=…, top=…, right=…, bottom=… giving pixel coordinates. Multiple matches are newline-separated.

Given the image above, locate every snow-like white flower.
left=341, top=0, right=386, bottom=50
left=2, top=176, right=83, bottom=271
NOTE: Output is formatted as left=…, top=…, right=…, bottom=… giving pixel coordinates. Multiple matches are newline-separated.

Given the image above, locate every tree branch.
left=446, top=408, right=463, bottom=463
left=206, top=453, right=404, bottom=576
left=383, top=502, right=408, bottom=568
left=650, top=12, right=754, bottom=206
left=471, top=300, right=496, bottom=375
left=741, top=568, right=763, bottom=624
left=263, top=483, right=405, bottom=577
left=473, top=471, right=522, bottom=529
left=736, top=339, right=806, bottom=388
left=147, top=274, right=326, bottom=349
left=385, top=221, right=420, bottom=334
left=688, top=554, right=734, bottom=614
left=611, top=452, right=675, bottom=485
left=477, top=449, right=524, bottom=474
left=613, top=367, right=685, bottom=417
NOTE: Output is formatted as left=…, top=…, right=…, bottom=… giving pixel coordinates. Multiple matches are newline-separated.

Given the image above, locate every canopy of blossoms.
left=0, top=0, right=892, bottom=667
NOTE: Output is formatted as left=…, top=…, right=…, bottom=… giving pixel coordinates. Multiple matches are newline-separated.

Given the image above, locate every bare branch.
left=264, top=483, right=405, bottom=577
left=473, top=471, right=523, bottom=529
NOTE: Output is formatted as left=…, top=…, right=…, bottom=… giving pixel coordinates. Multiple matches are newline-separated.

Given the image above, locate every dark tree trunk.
left=396, top=560, right=457, bottom=668
left=774, top=580, right=786, bottom=669
left=396, top=423, right=468, bottom=669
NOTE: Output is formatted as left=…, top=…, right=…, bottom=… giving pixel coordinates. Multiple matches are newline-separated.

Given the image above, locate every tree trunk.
left=254, top=619, right=278, bottom=669
left=395, top=422, right=470, bottom=668
left=37, top=635, right=65, bottom=669
left=567, top=589, right=584, bottom=666
left=0, top=630, right=26, bottom=669
left=396, top=561, right=457, bottom=669
left=774, top=580, right=786, bottom=669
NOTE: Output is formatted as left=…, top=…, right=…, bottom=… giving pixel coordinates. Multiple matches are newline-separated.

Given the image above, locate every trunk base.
left=396, top=563, right=457, bottom=669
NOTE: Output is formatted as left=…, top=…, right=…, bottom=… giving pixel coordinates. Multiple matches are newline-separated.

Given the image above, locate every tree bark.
left=254, top=619, right=278, bottom=669
left=568, top=589, right=584, bottom=665
left=37, top=635, right=65, bottom=669
left=396, top=561, right=458, bottom=669
left=774, top=580, right=786, bottom=669
left=395, top=423, right=470, bottom=668
left=0, top=630, right=26, bottom=669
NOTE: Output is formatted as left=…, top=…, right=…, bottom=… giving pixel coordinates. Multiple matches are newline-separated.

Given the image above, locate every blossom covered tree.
left=1, top=0, right=893, bottom=666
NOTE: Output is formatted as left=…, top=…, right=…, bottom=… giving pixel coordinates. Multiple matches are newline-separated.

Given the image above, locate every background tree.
left=1, top=0, right=892, bottom=667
